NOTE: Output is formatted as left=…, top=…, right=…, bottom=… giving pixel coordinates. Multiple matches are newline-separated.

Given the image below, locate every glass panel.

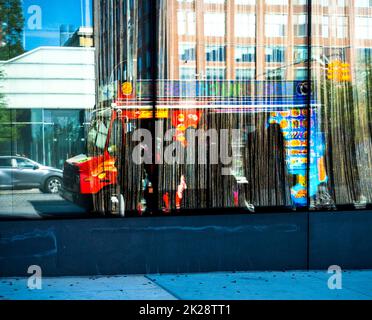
left=235, top=68, right=255, bottom=80
left=235, top=46, right=255, bottom=62
left=235, top=13, right=256, bottom=38
left=0, top=0, right=93, bottom=218
left=310, top=0, right=372, bottom=209
left=2, top=0, right=371, bottom=219
left=205, top=45, right=226, bottom=62
left=154, top=0, right=297, bottom=213
left=179, top=43, right=196, bottom=61
left=204, top=12, right=226, bottom=37
left=84, top=0, right=307, bottom=215
left=265, top=14, right=287, bottom=37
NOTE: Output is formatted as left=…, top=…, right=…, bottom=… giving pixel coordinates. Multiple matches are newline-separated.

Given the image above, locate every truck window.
left=87, top=117, right=110, bottom=156
left=108, top=119, right=123, bottom=157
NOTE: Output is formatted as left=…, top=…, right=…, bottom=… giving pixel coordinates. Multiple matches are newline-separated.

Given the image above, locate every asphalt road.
left=0, top=189, right=88, bottom=219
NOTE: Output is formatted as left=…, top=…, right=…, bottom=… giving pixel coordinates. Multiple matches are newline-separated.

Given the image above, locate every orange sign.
left=122, top=82, right=133, bottom=96
left=327, top=60, right=351, bottom=82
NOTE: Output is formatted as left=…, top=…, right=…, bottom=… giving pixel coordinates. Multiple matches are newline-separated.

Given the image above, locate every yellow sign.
left=122, top=82, right=133, bottom=96
left=155, top=109, right=169, bottom=119
left=327, top=60, right=351, bottom=82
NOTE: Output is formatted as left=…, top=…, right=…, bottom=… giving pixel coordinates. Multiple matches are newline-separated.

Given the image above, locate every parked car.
left=0, top=156, right=63, bottom=194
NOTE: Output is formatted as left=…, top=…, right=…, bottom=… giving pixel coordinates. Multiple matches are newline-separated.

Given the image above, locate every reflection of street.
left=0, top=189, right=88, bottom=219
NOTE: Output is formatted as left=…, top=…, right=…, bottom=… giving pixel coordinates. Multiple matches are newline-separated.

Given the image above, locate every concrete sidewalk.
left=1, top=270, right=372, bottom=300
left=0, top=275, right=176, bottom=300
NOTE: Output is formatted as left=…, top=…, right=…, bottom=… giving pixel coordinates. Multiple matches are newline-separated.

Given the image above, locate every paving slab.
left=148, top=270, right=372, bottom=300
left=0, top=275, right=176, bottom=300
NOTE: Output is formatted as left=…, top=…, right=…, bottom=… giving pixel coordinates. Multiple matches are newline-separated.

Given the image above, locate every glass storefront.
left=0, top=0, right=94, bottom=218
left=0, top=0, right=371, bottom=218
left=89, top=0, right=371, bottom=217
left=0, top=109, right=89, bottom=169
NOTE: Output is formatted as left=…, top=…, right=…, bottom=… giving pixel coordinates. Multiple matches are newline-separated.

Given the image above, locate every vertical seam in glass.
left=306, top=0, right=312, bottom=270
left=151, top=0, right=160, bottom=210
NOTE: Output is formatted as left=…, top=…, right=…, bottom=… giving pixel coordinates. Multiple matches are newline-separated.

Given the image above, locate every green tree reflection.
left=0, top=0, right=24, bottom=150
left=0, top=0, right=24, bottom=60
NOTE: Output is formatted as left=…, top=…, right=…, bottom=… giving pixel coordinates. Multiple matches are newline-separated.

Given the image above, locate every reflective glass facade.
left=0, top=0, right=371, bottom=218
left=0, top=1, right=94, bottom=170
left=0, top=0, right=94, bottom=218
left=92, top=0, right=372, bottom=215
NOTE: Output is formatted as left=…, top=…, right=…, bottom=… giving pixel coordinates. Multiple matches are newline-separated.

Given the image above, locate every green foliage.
left=0, top=0, right=25, bottom=147
left=0, top=69, right=11, bottom=143
left=0, top=68, right=4, bottom=107
left=0, top=0, right=25, bottom=61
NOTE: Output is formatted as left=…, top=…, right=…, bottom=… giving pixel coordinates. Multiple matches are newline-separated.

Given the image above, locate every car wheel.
left=45, top=177, right=62, bottom=194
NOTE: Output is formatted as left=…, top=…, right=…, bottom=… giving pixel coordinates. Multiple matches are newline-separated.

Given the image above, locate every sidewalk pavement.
left=1, top=270, right=372, bottom=300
